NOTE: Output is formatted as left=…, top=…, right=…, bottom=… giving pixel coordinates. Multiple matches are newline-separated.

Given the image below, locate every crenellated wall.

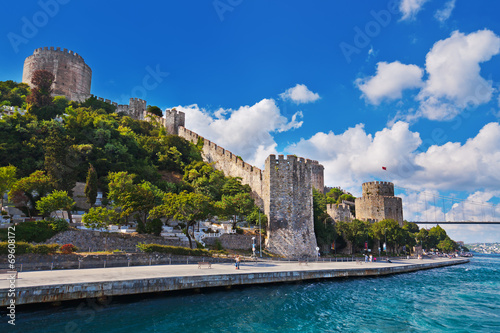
left=163, top=109, right=186, bottom=135
left=179, top=126, right=264, bottom=206
left=23, top=47, right=92, bottom=102
left=355, top=181, right=403, bottom=225
left=326, top=201, right=354, bottom=222
left=263, top=155, right=318, bottom=258
left=179, top=126, right=320, bottom=257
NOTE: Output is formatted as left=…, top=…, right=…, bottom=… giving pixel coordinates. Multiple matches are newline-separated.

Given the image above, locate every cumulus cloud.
left=417, top=30, right=500, bottom=120
left=358, top=30, right=500, bottom=121
left=399, top=0, right=429, bottom=21
left=434, top=0, right=456, bottom=22
left=173, top=99, right=302, bottom=167
left=287, top=121, right=500, bottom=195
left=279, top=84, right=320, bottom=104
left=413, top=122, right=500, bottom=190
left=356, top=61, right=424, bottom=105
left=286, top=121, right=422, bottom=192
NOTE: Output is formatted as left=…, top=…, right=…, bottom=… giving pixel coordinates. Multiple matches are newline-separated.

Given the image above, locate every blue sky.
left=2, top=0, right=500, bottom=243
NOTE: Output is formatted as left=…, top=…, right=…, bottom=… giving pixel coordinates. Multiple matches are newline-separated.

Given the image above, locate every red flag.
left=382, top=166, right=387, bottom=170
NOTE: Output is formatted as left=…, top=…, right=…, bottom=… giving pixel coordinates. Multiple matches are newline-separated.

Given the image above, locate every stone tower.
left=22, top=47, right=92, bottom=102
left=310, top=161, right=325, bottom=192
left=355, top=181, right=403, bottom=225
left=128, top=98, right=147, bottom=120
left=164, top=109, right=186, bottom=135
left=262, top=155, right=318, bottom=258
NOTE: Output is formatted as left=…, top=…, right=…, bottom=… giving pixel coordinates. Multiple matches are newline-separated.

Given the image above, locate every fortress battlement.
left=179, top=126, right=263, bottom=178
left=267, top=154, right=319, bottom=165
left=364, top=181, right=393, bottom=186
left=23, top=47, right=92, bottom=102
left=32, top=47, right=86, bottom=62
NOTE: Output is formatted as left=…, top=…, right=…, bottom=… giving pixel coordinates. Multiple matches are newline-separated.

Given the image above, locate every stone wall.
left=326, top=201, right=353, bottom=222
left=311, top=162, right=325, bottom=191
left=179, top=126, right=264, bottom=207
left=263, top=155, right=318, bottom=258
left=22, top=47, right=92, bottom=102
left=44, top=229, right=189, bottom=252
left=203, top=234, right=254, bottom=250
left=355, top=181, right=403, bottom=225
left=179, top=125, right=320, bottom=258
left=163, top=109, right=186, bottom=135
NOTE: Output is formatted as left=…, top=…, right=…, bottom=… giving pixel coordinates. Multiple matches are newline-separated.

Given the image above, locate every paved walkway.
left=0, top=257, right=466, bottom=289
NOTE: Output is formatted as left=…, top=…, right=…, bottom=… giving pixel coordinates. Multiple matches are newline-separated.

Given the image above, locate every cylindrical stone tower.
left=22, top=47, right=92, bottom=102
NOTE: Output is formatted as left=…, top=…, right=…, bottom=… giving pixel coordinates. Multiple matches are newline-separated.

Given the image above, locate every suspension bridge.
left=394, top=185, right=500, bottom=225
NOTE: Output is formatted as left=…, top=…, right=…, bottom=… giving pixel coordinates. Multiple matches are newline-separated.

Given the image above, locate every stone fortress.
left=355, top=181, right=403, bottom=225
left=21, top=47, right=404, bottom=257
left=22, top=47, right=148, bottom=120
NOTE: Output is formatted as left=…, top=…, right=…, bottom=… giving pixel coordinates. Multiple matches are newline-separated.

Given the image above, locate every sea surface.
left=3, top=254, right=499, bottom=332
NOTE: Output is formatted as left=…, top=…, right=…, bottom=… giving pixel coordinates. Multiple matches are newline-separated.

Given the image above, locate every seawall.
left=0, top=258, right=468, bottom=306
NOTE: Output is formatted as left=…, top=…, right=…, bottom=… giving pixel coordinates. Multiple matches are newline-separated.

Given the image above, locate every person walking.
left=235, top=255, right=241, bottom=270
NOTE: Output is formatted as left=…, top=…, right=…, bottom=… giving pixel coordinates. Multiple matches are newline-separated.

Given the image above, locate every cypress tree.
left=84, top=164, right=98, bottom=207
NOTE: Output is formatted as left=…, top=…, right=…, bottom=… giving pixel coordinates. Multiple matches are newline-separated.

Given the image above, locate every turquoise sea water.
left=3, top=254, right=500, bottom=332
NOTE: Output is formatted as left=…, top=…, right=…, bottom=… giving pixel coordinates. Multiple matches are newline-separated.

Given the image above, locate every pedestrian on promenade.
left=235, top=255, right=240, bottom=270
left=364, top=254, right=368, bottom=262
left=369, top=254, right=373, bottom=262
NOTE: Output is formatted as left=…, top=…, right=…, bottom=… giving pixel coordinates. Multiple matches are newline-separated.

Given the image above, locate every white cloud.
left=173, top=99, right=302, bottom=167
left=413, top=122, right=500, bottom=190
left=356, top=61, right=424, bottom=105
left=279, top=84, right=320, bottom=104
left=417, top=30, right=500, bottom=120
left=399, top=0, right=429, bottom=21
left=434, top=0, right=456, bottom=22
left=287, top=121, right=500, bottom=194
left=286, top=121, right=422, bottom=193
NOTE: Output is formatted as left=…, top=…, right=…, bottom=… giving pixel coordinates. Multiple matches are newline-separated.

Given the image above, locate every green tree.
left=428, top=225, right=448, bottom=249
left=338, top=219, right=372, bottom=254
left=82, top=206, right=120, bottom=230
left=146, top=105, right=163, bottom=117
left=313, top=188, right=338, bottom=252
left=326, top=188, right=344, bottom=204
left=43, top=121, right=77, bottom=193
left=221, top=177, right=251, bottom=196
left=216, top=193, right=254, bottom=228
left=0, top=165, right=17, bottom=209
left=36, top=190, right=75, bottom=218
left=184, top=161, right=226, bottom=200
left=246, top=206, right=268, bottom=230
left=26, top=70, right=54, bottom=109
left=9, top=170, right=53, bottom=216
left=437, top=237, right=457, bottom=253
left=107, top=172, right=164, bottom=233
left=416, top=228, right=430, bottom=250
left=84, top=164, right=98, bottom=207
left=152, top=191, right=212, bottom=248
left=371, top=219, right=401, bottom=254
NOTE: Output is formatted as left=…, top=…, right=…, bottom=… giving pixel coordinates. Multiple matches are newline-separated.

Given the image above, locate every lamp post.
left=259, top=211, right=262, bottom=258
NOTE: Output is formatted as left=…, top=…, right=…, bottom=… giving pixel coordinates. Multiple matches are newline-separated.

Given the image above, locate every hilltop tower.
left=310, top=161, right=325, bottom=192
left=262, top=155, right=318, bottom=258
left=22, top=47, right=92, bottom=102
left=164, top=109, right=186, bottom=135
left=128, top=98, right=147, bottom=120
left=355, top=181, right=403, bottom=225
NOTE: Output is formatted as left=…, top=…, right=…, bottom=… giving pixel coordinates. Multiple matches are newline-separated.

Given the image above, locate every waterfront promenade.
left=0, top=257, right=468, bottom=306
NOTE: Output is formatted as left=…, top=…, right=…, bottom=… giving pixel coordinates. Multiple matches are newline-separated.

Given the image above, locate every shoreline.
left=0, top=257, right=469, bottom=307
